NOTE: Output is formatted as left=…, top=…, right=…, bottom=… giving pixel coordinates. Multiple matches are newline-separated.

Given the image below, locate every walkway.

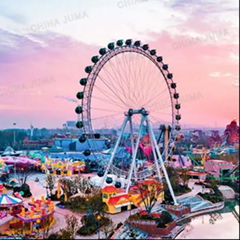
left=176, top=179, right=210, bottom=201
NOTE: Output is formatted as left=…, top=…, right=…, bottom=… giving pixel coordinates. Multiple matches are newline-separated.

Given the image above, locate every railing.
left=110, top=165, right=153, bottom=180
left=127, top=219, right=156, bottom=225
left=176, top=201, right=224, bottom=223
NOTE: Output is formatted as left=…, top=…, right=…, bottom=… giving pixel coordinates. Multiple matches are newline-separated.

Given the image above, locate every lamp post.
left=96, top=215, right=101, bottom=239
left=13, top=123, right=16, bottom=148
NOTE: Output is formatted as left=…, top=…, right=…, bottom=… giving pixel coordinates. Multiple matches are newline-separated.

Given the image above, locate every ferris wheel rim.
left=75, top=40, right=181, bottom=141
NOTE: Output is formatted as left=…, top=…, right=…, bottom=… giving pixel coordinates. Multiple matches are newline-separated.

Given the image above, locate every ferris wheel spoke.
left=91, top=112, right=122, bottom=121
left=92, top=95, right=126, bottom=111
left=154, top=102, right=172, bottom=111
left=91, top=107, right=123, bottom=113
left=107, top=58, right=130, bottom=103
left=150, top=110, right=173, bottom=116
left=98, top=68, right=124, bottom=97
left=151, top=114, right=171, bottom=125
left=125, top=52, right=137, bottom=104
left=131, top=53, right=141, bottom=103
left=136, top=56, right=150, bottom=103
left=93, top=84, right=127, bottom=110
left=145, top=68, right=167, bottom=99
left=143, top=86, right=169, bottom=109
left=96, top=74, right=130, bottom=108
left=141, top=58, right=154, bottom=93
left=79, top=43, right=179, bottom=137
left=120, top=52, right=132, bottom=102
left=102, top=60, right=124, bottom=95
left=143, top=65, right=164, bottom=104
left=114, top=54, right=132, bottom=98
left=146, top=96, right=171, bottom=112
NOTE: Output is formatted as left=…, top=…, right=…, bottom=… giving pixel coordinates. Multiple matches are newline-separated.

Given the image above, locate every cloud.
left=0, top=0, right=238, bottom=128
left=55, top=96, right=77, bottom=103
left=209, top=72, right=233, bottom=78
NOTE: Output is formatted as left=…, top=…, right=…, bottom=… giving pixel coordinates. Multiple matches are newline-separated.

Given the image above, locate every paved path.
left=176, top=180, right=210, bottom=200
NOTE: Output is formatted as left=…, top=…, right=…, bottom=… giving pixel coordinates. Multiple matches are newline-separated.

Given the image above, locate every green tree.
left=81, top=214, right=97, bottom=227
left=89, top=193, right=107, bottom=217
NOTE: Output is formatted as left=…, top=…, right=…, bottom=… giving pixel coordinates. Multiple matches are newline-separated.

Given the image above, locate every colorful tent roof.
left=108, top=193, right=130, bottom=205
left=101, top=185, right=122, bottom=193
left=0, top=194, right=22, bottom=206
left=2, top=156, right=38, bottom=168
left=186, top=171, right=207, bottom=176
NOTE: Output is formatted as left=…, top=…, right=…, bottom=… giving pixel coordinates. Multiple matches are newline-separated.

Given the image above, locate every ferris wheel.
left=75, top=39, right=181, bottom=204
left=75, top=39, right=180, bottom=136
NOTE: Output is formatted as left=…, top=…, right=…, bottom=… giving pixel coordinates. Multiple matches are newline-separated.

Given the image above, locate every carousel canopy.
left=2, top=156, right=38, bottom=168
left=0, top=193, right=22, bottom=206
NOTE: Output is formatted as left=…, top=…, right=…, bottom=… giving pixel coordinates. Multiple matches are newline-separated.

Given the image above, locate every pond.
left=176, top=200, right=239, bottom=239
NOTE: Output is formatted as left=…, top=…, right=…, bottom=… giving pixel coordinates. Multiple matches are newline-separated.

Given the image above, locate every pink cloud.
left=0, top=29, right=238, bottom=129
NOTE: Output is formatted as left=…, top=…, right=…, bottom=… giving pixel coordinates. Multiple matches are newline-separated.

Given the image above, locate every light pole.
left=13, top=123, right=16, bottom=148
left=96, top=215, right=101, bottom=239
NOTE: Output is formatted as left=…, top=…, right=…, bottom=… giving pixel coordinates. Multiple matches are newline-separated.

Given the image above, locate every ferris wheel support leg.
left=129, top=117, right=138, bottom=181
left=164, top=126, right=169, bottom=161
left=126, top=116, right=145, bottom=193
left=147, top=119, right=178, bottom=205
left=100, top=115, right=129, bottom=188
left=147, top=119, right=162, bottom=183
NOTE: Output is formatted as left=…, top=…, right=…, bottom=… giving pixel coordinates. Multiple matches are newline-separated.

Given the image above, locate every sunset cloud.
left=0, top=0, right=238, bottom=129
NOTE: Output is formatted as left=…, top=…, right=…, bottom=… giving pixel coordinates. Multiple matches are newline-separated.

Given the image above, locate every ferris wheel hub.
left=126, top=108, right=149, bottom=117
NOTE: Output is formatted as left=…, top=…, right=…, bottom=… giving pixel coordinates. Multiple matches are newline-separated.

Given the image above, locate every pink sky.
left=0, top=0, right=238, bottom=129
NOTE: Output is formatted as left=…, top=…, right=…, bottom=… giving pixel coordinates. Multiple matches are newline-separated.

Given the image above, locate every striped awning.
left=0, top=193, right=22, bottom=206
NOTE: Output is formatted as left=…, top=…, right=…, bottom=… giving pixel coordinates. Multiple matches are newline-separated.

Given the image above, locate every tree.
left=40, top=215, right=53, bottom=239
left=179, top=169, right=190, bottom=187
left=101, top=220, right=116, bottom=239
left=46, top=174, right=56, bottom=196
left=16, top=166, right=35, bottom=185
left=81, top=214, right=97, bottom=227
left=65, top=215, right=79, bottom=238
left=135, top=179, right=163, bottom=213
left=74, top=176, right=95, bottom=194
left=58, top=215, right=79, bottom=239
left=58, top=229, right=72, bottom=239
left=59, top=176, right=97, bottom=198
left=47, top=233, right=60, bottom=239
left=59, top=178, right=78, bottom=198
left=89, top=193, right=107, bottom=217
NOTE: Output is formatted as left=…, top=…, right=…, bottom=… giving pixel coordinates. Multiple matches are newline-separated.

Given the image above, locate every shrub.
left=198, top=192, right=223, bottom=203
left=47, top=233, right=60, bottom=239
left=161, top=211, right=173, bottom=224
left=77, top=226, right=89, bottom=235
left=78, top=214, right=111, bottom=236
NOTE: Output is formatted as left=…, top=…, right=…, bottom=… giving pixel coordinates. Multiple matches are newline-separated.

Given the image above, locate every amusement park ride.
left=75, top=39, right=182, bottom=205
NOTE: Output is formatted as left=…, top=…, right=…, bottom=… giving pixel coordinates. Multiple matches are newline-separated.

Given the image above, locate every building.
left=54, top=138, right=107, bottom=151
left=101, top=186, right=133, bottom=214
left=101, top=179, right=164, bottom=214
left=168, top=155, right=192, bottom=169
left=63, top=121, right=77, bottom=129
left=204, top=159, right=234, bottom=178
left=23, top=137, right=54, bottom=149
